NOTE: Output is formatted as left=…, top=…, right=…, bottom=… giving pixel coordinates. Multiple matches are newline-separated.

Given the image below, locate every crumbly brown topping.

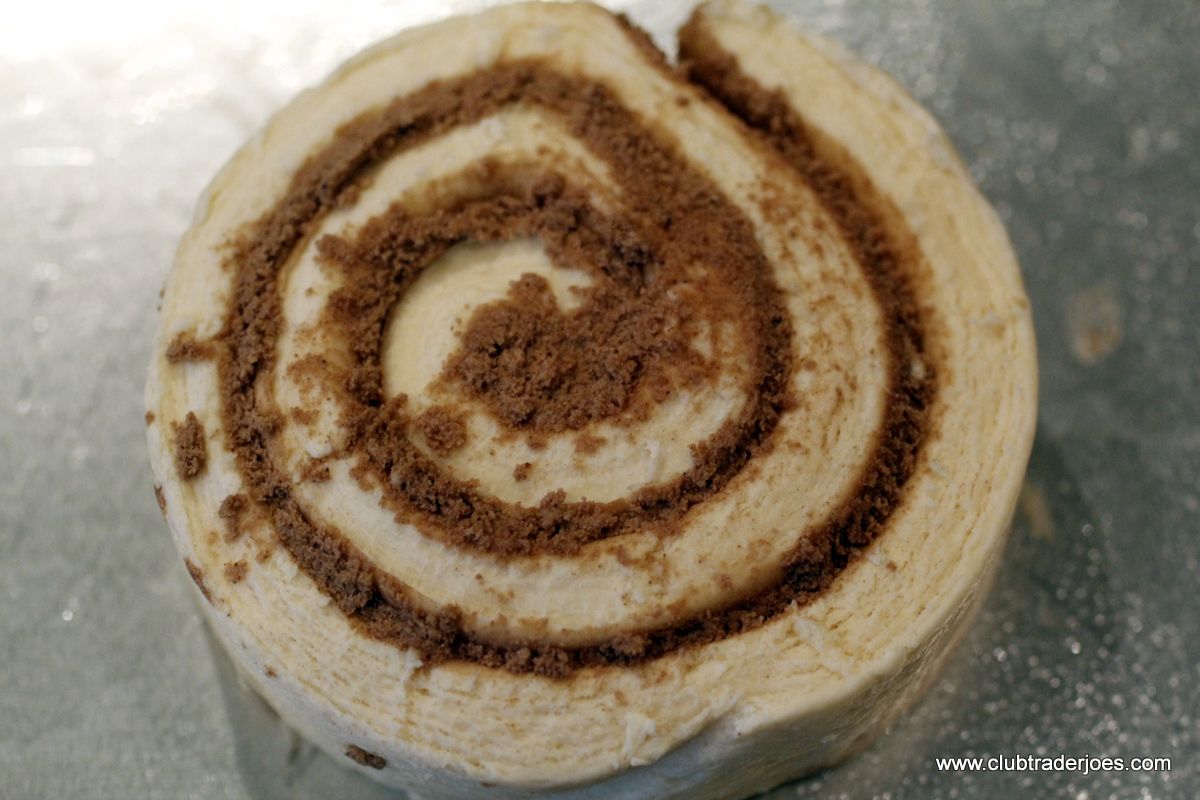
left=220, top=491, right=264, bottom=540
left=414, top=405, right=469, bottom=455
left=219, top=493, right=247, bottom=518
left=574, top=432, right=605, bottom=455
left=166, top=332, right=215, bottom=362
left=172, top=412, right=207, bottom=480
left=345, top=745, right=387, bottom=770
left=444, top=270, right=702, bottom=432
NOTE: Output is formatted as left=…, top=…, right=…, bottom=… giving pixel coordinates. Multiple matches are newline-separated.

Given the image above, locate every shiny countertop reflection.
left=2, top=1, right=1197, bottom=798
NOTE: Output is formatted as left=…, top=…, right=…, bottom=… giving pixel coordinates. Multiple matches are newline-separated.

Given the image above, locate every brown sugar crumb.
left=184, top=558, right=212, bottom=603
left=218, top=493, right=248, bottom=540
left=290, top=406, right=318, bottom=426
left=218, top=493, right=247, bottom=517
left=144, top=410, right=155, bottom=425
left=345, top=745, right=387, bottom=770
left=512, top=461, right=533, bottom=482
left=224, top=560, right=248, bottom=584
left=414, top=405, right=468, bottom=456
left=165, top=332, right=215, bottom=363
left=574, top=432, right=605, bottom=455
left=172, top=412, right=207, bottom=479
left=153, top=484, right=167, bottom=515
left=445, top=272, right=705, bottom=433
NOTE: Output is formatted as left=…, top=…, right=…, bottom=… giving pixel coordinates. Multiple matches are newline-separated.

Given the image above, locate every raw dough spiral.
left=145, top=2, right=1036, bottom=797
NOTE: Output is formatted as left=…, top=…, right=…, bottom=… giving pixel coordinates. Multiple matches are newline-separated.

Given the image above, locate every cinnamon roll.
left=145, top=2, right=1037, bottom=797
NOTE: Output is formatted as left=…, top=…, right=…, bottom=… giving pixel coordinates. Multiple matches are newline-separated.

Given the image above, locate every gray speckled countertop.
left=2, top=1, right=1197, bottom=798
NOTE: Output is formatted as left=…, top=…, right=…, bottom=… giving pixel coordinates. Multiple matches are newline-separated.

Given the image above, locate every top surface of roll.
left=146, top=0, right=1035, bottom=787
